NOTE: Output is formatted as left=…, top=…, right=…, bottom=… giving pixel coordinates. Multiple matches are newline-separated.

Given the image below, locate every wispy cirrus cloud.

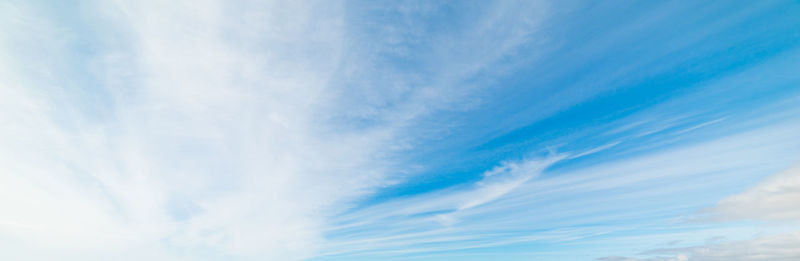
left=3, top=1, right=800, bottom=261
left=597, top=142, right=800, bottom=261
left=317, top=103, right=800, bottom=259
left=0, top=0, right=550, bottom=260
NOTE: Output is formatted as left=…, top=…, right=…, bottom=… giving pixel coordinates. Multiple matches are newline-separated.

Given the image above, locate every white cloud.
left=4, top=1, right=798, bottom=260
left=0, top=1, right=549, bottom=260
left=319, top=119, right=800, bottom=258
left=598, top=164, right=800, bottom=261
left=458, top=155, right=563, bottom=211
left=709, top=166, right=800, bottom=221
left=599, top=233, right=800, bottom=261
left=0, top=0, right=379, bottom=260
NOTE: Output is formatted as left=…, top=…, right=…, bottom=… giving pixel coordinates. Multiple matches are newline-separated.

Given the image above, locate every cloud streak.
left=317, top=116, right=800, bottom=259
left=0, top=0, right=550, bottom=260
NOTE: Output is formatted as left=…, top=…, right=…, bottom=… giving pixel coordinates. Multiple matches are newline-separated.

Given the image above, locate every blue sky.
left=1, top=1, right=800, bottom=261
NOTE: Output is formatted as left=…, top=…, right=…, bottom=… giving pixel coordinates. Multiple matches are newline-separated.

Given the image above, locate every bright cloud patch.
left=711, top=166, right=800, bottom=221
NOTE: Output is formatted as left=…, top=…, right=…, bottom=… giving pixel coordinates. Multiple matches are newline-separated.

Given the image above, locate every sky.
left=1, top=1, right=800, bottom=261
